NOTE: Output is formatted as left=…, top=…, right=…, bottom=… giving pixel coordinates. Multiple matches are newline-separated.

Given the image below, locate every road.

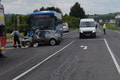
left=1, top=27, right=120, bottom=80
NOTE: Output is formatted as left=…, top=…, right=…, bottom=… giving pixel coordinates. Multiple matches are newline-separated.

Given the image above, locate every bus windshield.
left=80, top=22, right=95, bottom=27
left=0, top=25, right=5, bottom=36
left=30, top=17, right=54, bottom=30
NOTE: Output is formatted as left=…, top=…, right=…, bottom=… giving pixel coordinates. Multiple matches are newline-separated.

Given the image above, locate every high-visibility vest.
left=103, top=24, right=106, bottom=29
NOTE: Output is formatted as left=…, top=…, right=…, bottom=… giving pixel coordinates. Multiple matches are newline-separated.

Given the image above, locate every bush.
left=63, top=16, right=80, bottom=29
left=107, top=23, right=120, bottom=30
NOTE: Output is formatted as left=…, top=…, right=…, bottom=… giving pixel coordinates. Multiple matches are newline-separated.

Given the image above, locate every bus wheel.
left=49, top=39, right=56, bottom=46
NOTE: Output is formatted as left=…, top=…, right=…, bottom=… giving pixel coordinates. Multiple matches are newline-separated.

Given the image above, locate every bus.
left=0, top=3, right=6, bottom=47
left=27, top=11, right=63, bottom=46
left=29, top=11, right=63, bottom=35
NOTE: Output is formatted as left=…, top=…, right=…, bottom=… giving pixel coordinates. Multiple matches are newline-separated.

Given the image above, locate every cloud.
left=1, top=0, right=120, bottom=14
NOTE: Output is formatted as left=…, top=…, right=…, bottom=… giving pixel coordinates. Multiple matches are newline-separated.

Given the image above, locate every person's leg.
left=103, top=29, right=105, bottom=34
left=14, top=38, right=17, bottom=47
left=104, top=29, right=106, bottom=34
left=17, top=38, right=21, bottom=48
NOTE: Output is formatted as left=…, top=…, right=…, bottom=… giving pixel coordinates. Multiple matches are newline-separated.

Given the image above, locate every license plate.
left=85, top=34, right=90, bottom=36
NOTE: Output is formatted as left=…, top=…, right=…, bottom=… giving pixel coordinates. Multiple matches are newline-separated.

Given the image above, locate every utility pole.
left=17, top=15, right=20, bottom=31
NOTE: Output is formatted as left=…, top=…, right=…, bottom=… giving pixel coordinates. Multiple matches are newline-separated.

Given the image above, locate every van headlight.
left=80, top=31, right=83, bottom=33
left=92, top=30, right=95, bottom=33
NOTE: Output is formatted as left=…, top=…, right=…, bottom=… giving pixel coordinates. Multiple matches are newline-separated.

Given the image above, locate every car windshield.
left=30, top=17, right=54, bottom=30
left=80, top=22, right=95, bottom=27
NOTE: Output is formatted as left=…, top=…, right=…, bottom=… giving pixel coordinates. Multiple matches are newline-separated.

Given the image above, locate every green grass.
left=107, top=23, right=120, bottom=31
left=7, top=33, right=24, bottom=39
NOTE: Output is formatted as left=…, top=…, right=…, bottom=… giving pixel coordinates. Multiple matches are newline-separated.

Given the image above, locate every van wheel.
left=79, top=33, right=82, bottom=39
left=93, top=33, right=96, bottom=38
left=94, top=34, right=96, bottom=38
left=49, top=39, right=56, bottom=46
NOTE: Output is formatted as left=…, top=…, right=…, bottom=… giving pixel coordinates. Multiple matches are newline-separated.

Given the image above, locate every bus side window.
left=0, top=25, right=5, bottom=37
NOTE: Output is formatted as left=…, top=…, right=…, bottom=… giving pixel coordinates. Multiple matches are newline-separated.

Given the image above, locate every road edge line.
left=104, top=39, right=120, bottom=74
left=12, top=40, right=74, bottom=80
left=115, top=31, right=120, bottom=34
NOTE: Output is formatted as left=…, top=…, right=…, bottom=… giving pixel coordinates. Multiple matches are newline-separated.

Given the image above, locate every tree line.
left=5, top=2, right=86, bottom=33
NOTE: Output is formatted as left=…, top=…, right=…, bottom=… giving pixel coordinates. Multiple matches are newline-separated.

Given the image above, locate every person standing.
left=12, top=29, right=21, bottom=48
left=103, top=23, right=106, bottom=34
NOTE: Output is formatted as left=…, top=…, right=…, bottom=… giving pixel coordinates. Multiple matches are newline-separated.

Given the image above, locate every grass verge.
left=107, top=23, right=120, bottom=30
left=7, top=33, right=24, bottom=39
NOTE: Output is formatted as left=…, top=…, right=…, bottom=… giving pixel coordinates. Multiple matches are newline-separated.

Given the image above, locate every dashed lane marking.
left=80, top=45, right=88, bottom=50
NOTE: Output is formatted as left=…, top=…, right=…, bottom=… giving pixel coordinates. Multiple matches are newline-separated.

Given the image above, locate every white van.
left=79, top=18, right=96, bottom=38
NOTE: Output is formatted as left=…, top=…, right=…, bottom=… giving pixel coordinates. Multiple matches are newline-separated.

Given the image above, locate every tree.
left=64, top=13, right=69, bottom=16
left=38, top=7, right=62, bottom=14
left=69, top=2, right=86, bottom=18
left=40, top=7, right=45, bottom=11
left=33, top=9, right=39, bottom=12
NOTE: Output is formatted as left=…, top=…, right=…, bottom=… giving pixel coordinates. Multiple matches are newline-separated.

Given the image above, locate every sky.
left=1, top=0, right=120, bottom=15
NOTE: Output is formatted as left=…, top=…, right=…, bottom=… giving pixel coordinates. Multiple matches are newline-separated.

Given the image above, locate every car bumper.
left=80, top=31, right=96, bottom=36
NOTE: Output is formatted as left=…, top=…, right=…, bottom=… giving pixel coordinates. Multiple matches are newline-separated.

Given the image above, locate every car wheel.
left=49, top=39, right=56, bottom=46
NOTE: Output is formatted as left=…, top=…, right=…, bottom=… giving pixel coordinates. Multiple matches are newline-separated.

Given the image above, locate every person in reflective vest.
left=103, top=23, right=106, bottom=34
left=12, top=29, right=21, bottom=48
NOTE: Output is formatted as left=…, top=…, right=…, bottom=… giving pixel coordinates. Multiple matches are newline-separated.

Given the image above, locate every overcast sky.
left=1, top=0, right=120, bottom=15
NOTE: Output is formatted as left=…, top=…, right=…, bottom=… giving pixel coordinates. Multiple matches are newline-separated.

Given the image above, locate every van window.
left=80, top=22, right=95, bottom=27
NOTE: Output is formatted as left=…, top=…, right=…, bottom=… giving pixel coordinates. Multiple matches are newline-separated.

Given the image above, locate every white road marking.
left=80, top=45, right=88, bottom=50
left=97, top=25, right=102, bottom=32
left=115, top=31, right=120, bottom=34
left=63, top=33, right=68, bottom=36
left=104, top=39, right=120, bottom=74
left=80, top=39, right=104, bottom=41
left=97, top=28, right=102, bottom=32
left=12, top=40, right=74, bottom=80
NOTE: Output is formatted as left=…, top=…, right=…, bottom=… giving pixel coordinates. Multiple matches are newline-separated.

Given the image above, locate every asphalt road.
left=1, top=27, right=120, bottom=80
